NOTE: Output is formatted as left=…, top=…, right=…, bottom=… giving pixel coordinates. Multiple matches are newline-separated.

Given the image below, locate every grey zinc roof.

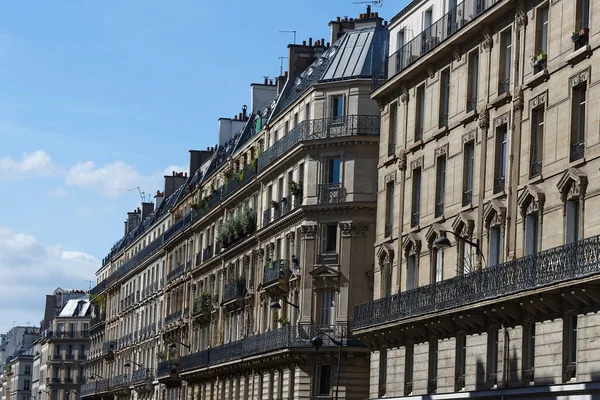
left=58, top=297, right=91, bottom=317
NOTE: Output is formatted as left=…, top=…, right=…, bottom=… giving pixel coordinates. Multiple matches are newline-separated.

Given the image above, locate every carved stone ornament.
left=339, top=222, right=368, bottom=237
left=494, top=112, right=510, bottom=128
left=402, top=232, right=422, bottom=256
left=513, top=86, right=524, bottom=113
left=266, top=242, right=275, bottom=256
left=399, top=86, right=409, bottom=104
left=451, top=212, right=475, bottom=237
left=462, top=129, right=477, bottom=144
left=528, top=91, right=546, bottom=111
left=243, top=255, right=250, bottom=267
left=570, top=68, right=590, bottom=88
left=427, top=66, right=435, bottom=79
left=481, top=29, right=493, bottom=52
left=452, top=47, right=461, bottom=62
left=411, top=156, right=424, bottom=171
left=377, top=243, right=394, bottom=269
left=478, top=107, right=490, bottom=131
left=397, top=149, right=407, bottom=171
left=376, top=99, right=386, bottom=112
left=286, top=231, right=295, bottom=242
left=483, top=200, right=507, bottom=229
left=434, top=143, right=449, bottom=158
left=339, top=222, right=354, bottom=237
left=384, top=171, right=396, bottom=184
left=557, top=168, right=588, bottom=202
left=299, top=224, right=317, bottom=240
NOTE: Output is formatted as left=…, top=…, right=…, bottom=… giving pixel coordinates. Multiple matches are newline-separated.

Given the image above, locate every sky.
left=0, top=0, right=403, bottom=334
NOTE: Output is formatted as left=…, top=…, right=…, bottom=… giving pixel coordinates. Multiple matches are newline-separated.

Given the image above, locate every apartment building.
left=81, top=175, right=190, bottom=400
left=353, top=0, right=600, bottom=398
left=1, top=347, right=34, bottom=400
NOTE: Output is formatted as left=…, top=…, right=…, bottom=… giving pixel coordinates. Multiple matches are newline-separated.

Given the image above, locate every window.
left=407, top=255, right=418, bottom=290
left=389, top=103, right=398, bottom=156
left=405, top=343, right=414, bottom=395
left=537, top=6, right=549, bottom=54
left=488, top=328, right=499, bottom=387
left=293, top=113, right=298, bottom=128
left=459, top=238, right=472, bottom=275
left=575, top=0, right=590, bottom=49
left=467, top=52, right=479, bottom=112
left=494, top=126, right=507, bottom=194
left=396, top=29, right=405, bottom=71
left=314, top=364, right=332, bottom=396
left=285, top=121, right=289, bottom=135
left=320, top=289, right=335, bottom=325
left=499, top=29, right=512, bottom=94
left=411, top=168, right=421, bottom=227
left=566, top=199, right=580, bottom=243
left=524, top=322, right=536, bottom=382
left=429, top=340, right=438, bottom=393
left=567, top=314, right=578, bottom=366
left=439, top=69, right=450, bottom=127
left=435, top=155, right=446, bottom=218
left=530, top=107, right=544, bottom=177
left=305, top=103, right=311, bottom=121
left=321, top=224, right=338, bottom=254
left=415, top=85, right=425, bottom=140
left=525, top=213, right=539, bottom=256
left=24, top=380, right=30, bottom=391
left=570, top=85, right=586, bottom=161
left=463, top=141, right=475, bottom=206
left=489, top=226, right=502, bottom=267
left=331, top=96, right=344, bottom=120
left=423, top=8, right=433, bottom=29
left=378, top=348, right=388, bottom=397
left=325, top=157, right=341, bottom=184
left=456, top=335, right=467, bottom=390
left=385, top=182, right=394, bottom=237
left=432, top=246, right=443, bottom=283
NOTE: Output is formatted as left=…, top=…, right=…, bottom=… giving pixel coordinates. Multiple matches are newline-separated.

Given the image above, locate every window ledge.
left=524, top=69, right=549, bottom=89
left=490, top=92, right=511, bottom=109
left=568, top=156, right=587, bottom=169
left=433, top=215, right=445, bottom=223
left=408, top=139, right=424, bottom=154
left=381, top=153, right=398, bottom=168
left=460, top=109, right=478, bottom=125
left=433, top=126, right=449, bottom=140
left=527, top=174, right=544, bottom=185
left=566, top=45, right=592, bottom=65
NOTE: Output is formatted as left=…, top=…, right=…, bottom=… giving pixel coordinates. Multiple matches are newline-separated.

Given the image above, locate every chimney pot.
left=309, top=38, right=313, bottom=46
left=375, top=12, right=379, bottom=17
left=284, top=71, right=288, bottom=77
left=321, top=38, right=325, bottom=46
left=264, top=77, right=268, bottom=84
left=336, top=16, right=341, bottom=22
left=172, top=171, right=175, bottom=176
left=302, top=40, right=306, bottom=45
left=350, top=18, right=354, bottom=22
left=327, top=42, right=330, bottom=47
left=269, top=79, right=274, bottom=85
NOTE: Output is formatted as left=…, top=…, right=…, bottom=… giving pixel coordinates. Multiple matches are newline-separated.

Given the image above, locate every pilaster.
left=299, top=224, right=317, bottom=324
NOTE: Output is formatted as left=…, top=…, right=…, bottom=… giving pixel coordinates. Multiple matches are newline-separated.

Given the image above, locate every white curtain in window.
left=320, top=289, right=335, bottom=326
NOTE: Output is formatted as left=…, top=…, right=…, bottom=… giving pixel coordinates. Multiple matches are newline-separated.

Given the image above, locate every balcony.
left=131, top=368, right=153, bottom=385
left=435, top=201, right=444, bottom=218
left=258, top=115, right=380, bottom=172
left=193, top=293, right=212, bottom=318
left=493, top=175, right=505, bottom=194
left=354, top=234, right=600, bottom=331
left=410, top=212, right=420, bottom=228
left=81, top=379, right=110, bottom=398
left=263, top=260, right=291, bottom=286
left=167, top=264, right=185, bottom=283
left=317, top=182, right=345, bottom=204
left=223, top=278, right=246, bottom=304
left=316, top=253, right=339, bottom=265
left=90, top=312, right=106, bottom=329
left=179, top=324, right=360, bottom=375
left=462, top=189, right=473, bottom=206
left=570, top=141, right=585, bottom=162
left=156, top=360, right=180, bottom=384
left=263, top=209, right=271, bottom=227
left=202, top=246, right=214, bottom=263
left=164, top=311, right=182, bottom=325
left=372, top=0, right=501, bottom=91
left=498, top=78, right=510, bottom=96
left=384, top=223, right=393, bottom=238
left=110, top=374, right=129, bottom=390
left=101, top=341, right=116, bottom=360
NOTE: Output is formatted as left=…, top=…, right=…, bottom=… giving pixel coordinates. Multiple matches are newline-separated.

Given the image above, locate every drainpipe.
left=396, top=93, right=409, bottom=291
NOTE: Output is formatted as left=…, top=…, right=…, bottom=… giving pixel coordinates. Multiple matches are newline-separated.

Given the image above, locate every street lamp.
left=89, top=374, right=103, bottom=380
left=123, top=360, right=143, bottom=368
left=433, top=230, right=480, bottom=255
left=168, top=341, right=191, bottom=352
left=311, top=330, right=344, bottom=400
left=270, top=299, right=299, bottom=310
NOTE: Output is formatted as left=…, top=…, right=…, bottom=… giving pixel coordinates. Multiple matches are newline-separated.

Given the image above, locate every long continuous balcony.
left=101, top=341, right=116, bottom=356
left=257, top=115, right=380, bottom=172
left=354, top=235, right=600, bottom=331
left=179, top=324, right=360, bottom=374
left=110, top=374, right=129, bottom=389
left=156, top=360, right=179, bottom=383
left=263, top=260, right=291, bottom=286
left=166, top=264, right=185, bottom=283
left=372, top=0, right=502, bottom=91
left=81, top=379, right=109, bottom=398
left=131, top=368, right=153, bottom=385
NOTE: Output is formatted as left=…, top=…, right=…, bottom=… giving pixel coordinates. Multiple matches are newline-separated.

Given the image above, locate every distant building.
left=0, top=326, right=38, bottom=400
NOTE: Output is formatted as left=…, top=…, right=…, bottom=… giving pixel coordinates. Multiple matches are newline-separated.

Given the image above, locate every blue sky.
left=0, top=0, right=402, bottom=332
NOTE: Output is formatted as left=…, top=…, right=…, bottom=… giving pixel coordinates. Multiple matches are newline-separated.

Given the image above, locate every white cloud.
left=0, top=150, right=57, bottom=179
left=0, top=227, right=98, bottom=334
left=65, top=160, right=150, bottom=197
left=48, top=187, right=70, bottom=198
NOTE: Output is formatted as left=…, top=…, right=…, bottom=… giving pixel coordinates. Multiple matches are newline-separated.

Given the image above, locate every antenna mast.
left=279, top=30, right=297, bottom=44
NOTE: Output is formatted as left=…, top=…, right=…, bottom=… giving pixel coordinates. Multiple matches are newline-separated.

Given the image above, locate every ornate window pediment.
left=402, top=232, right=422, bottom=256
left=425, top=224, right=445, bottom=249
left=557, top=168, right=588, bottom=202
left=452, top=212, right=475, bottom=237
left=377, top=243, right=395, bottom=268
left=310, top=265, right=340, bottom=289
left=517, top=185, right=545, bottom=217
left=483, top=200, right=506, bottom=229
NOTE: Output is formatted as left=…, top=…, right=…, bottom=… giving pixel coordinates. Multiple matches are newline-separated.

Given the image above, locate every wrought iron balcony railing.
left=570, top=141, right=585, bottom=162
left=179, top=324, right=360, bottom=373
left=498, top=78, right=511, bottom=95
left=164, top=311, right=181, bottom=325
left=467, top=98, right=477, bottom=113
left=223, top=278, right=246, bottom=303
left=372, top=0, right=501, bottom=90
left=354, top=234, right=600, bottom=331
left=411, top=212, right=420, bottom=228
left=110, top=374, right=128, bottom=389
left=493, top=175, right=505, bottom=194
left=131, top=368, right=152, bottom=385
left=384, top=223, right=393, bottom=238
left=462, top=189, right=473, bottom=206
left=530, top=159, right=542, bottom=178
left=317, top=182, right=345, bottom=204
left=263, top=209, right=271, bottom=227
left=263, top=260, right=291, bottom=285
left=101, top=341, right=116, bottom=356
left=202, top=246, right=213, bottom=262
left=156, top=360, right=177, bottom=379
left=316, top=253, right=339, bottom=265
left=167, top=264, right=185, bottom=283
left=439, top=113, right=448, bottom=128
left=258, top=115, right=379, bottom=172
left=435, top=201, right=444, bottom=218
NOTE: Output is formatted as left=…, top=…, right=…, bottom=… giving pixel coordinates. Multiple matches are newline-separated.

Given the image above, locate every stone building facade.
left=353, top=0, right=600, bottom=398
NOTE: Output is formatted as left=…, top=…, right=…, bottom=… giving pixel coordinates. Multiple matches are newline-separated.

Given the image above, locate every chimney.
left=154, top=190, right=164, bottom=209
left=189, top=149, right=212, bottom=177
left=355, top=6, right=384, bottom=29
left=276, top=75, right=286, bottom=95
left=251, top=83, right=277, bottom=111
left=141, top=202, right=154, bottom=219
left=126, top=208, right=141, bottom=234
left=164, top=171, right=187, bottom=199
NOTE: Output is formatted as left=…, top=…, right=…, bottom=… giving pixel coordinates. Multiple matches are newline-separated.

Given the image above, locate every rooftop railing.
left=354, top=234, right=600, bottom=331
left=372, top=0, right=501, bottom=91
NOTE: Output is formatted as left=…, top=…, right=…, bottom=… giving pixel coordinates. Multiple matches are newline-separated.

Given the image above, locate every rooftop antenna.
left=127, top=187, right=150, bottom=202
left=353, top=0, right=383, bottom=7
left=279, top=30, right=297, bottom=44
left=278, top=57, right=288, bottom=77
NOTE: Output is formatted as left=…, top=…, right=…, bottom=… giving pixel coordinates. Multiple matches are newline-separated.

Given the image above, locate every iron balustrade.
left=530, top=159, right=543, bottom=178
left=388, top=141, right=396, bottom=157
left=317, top=182, right=345, bottom=204
left=280, top=197, right=291, bottom=216
left=193, top=294, right=212, bottom=315
left=178, top=324, right=359, bottom=373
left=165, top=311, right=181, bottom=325
left=263, top=209, right=271, bottom=227
left=498, top=78, right=511, bottom=95
left=195, top=252, right=201, bottom=266
left=156, top=360, right=176, bottom=379
left=316, top=253, right=339, bottom=265
left=202, top=246, right=214, bottom=262
left=493, top=175, right=505, bottom=194
left=110, top=374, right=128, bottom=389
left=570, top=141, right=585, bottom=162
left=411, top=212, right=420, bottom=228
left=353, top=234, right=600, bottom=331
left=462, top=189, right=473, bottom=206
left=384, top=223, right=393, bottom=238
left=167, top=264, right=185, bottom=282
left=435, top=201, right=445, bottom=218
left=101, top=341, right=116, bottom=356
left=263, top=260, right=291, bottom=285
left=223, top=278, right=246, bottom=303
left=439, top=113, right=449, bottom=128
left=372, top=0, right=501, bottom=90
left=97, top=378, right=109, bottom=392
left=131, top=368, right=152, bottom=385
left=467, top=98, right=478, bottom=113
left=257, top=115, right=380, bottom=172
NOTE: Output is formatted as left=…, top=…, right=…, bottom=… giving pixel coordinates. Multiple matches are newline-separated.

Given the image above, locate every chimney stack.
left=154, top=190, right=164, bottom=210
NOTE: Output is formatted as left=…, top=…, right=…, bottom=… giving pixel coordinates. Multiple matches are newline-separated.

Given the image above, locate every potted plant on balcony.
left=156, top=350, right=167, bottom=361
left=232, top=214, right=244, bottom=238
left=232, top=169, right=244, bottom=184
left=277, top=317, right=290, bottom=327
left=241, top=207, right=256, bottom=234
left=270, top=200, right=279, bottom=209
left=217, top=220, right=233, bottom=247
left=288, top=180, right=302, bottom=196
left=572, top=30, right=581, bottom=42
left=579, top=27, right=589, bottom=36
